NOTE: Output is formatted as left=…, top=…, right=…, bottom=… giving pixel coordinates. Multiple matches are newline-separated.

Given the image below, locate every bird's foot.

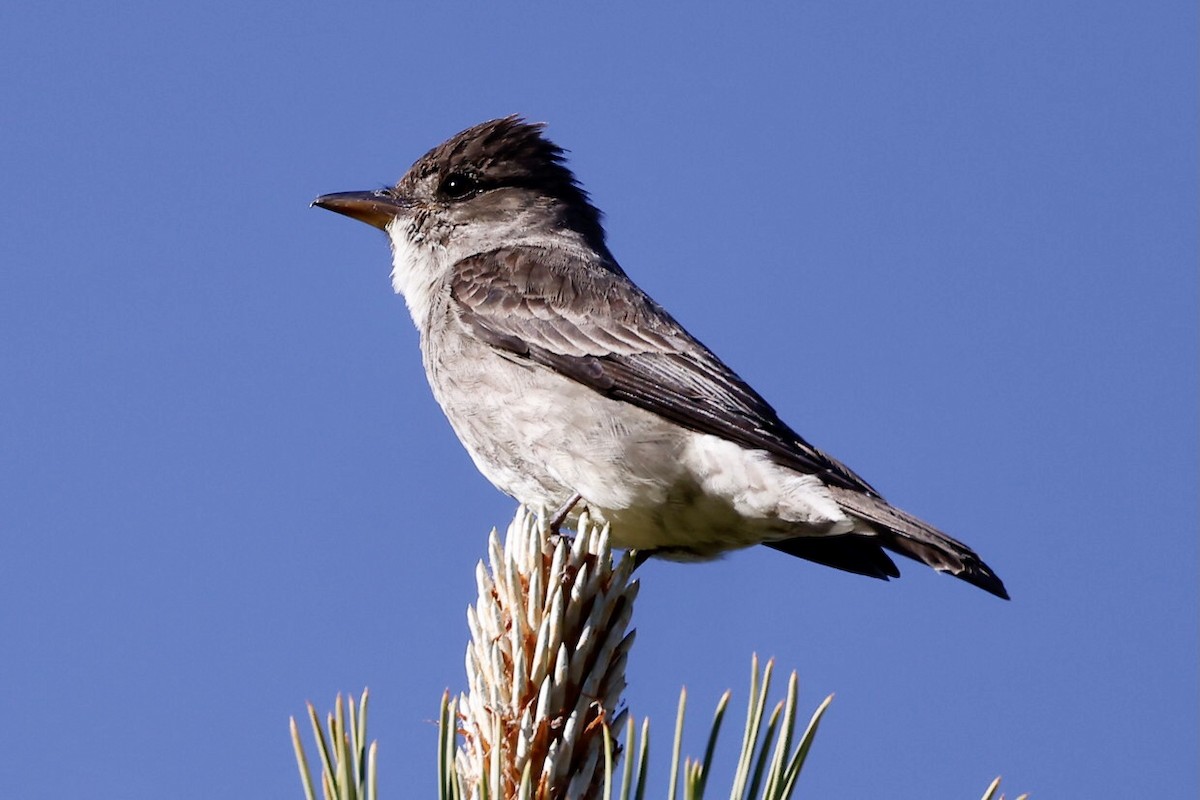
left=547, top=493, right=583, bottom=533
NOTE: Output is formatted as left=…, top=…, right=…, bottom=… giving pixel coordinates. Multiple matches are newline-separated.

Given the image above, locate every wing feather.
left=449, top=247, right=1009, bottom=599
left=451, top=247, right=878, bottom=494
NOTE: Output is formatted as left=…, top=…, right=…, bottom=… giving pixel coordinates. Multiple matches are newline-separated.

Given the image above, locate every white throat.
left=386, top=218, right=447, bottom=326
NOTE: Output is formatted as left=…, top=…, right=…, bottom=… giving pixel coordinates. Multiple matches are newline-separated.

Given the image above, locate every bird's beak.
left=311, top=190, right=409, bottom=231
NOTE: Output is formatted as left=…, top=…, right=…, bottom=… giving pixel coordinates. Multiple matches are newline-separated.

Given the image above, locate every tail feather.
left=825, top=487, right=1009, bottom=599
left=765, top=534, right=900, bottom=581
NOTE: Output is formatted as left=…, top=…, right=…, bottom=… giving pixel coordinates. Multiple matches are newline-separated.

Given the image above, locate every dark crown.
left=410, top=116, right=609, bottom=253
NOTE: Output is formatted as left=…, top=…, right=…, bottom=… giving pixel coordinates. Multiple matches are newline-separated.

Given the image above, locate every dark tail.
left=770, top=488, right=1009, bottom=600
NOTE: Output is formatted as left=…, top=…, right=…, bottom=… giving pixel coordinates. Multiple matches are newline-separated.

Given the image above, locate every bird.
left=313, top=116, right=1008, bottom=599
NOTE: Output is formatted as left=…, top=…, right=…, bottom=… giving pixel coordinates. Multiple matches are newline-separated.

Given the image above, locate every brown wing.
left=449, top=247, right=1009, bottom=599
left=450, top=246, right=879, bottom=494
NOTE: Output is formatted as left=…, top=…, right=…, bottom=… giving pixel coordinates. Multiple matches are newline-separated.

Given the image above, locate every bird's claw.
left=547, top=492, right=583, bottom=533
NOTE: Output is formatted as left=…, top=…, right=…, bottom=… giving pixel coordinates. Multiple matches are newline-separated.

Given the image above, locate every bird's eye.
left=439, top=172, right=479, bottom=200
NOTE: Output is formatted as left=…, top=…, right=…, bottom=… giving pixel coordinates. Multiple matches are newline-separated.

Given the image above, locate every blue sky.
left=2, top=2, right=1195, bottom=797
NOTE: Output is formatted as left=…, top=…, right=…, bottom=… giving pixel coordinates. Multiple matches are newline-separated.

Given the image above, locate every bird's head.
left=313, top=116, right=609, bottom=260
